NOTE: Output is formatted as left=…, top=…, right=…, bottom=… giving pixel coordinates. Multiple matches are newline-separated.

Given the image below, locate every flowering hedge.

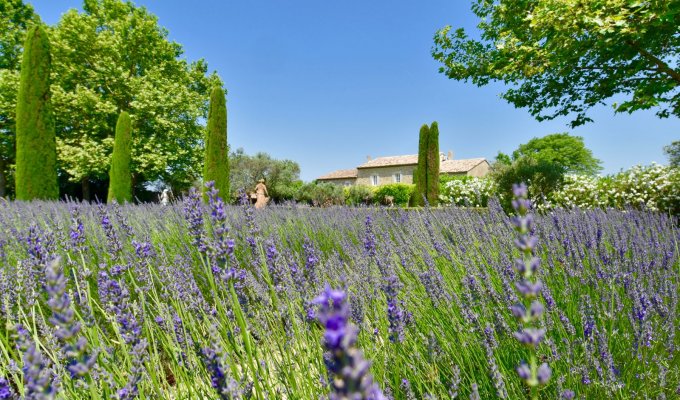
left=439, top=176, right=497, bottom=207
left=440, top=164, right=680, bottom=215
left=550, top=164, right=680, bottom=214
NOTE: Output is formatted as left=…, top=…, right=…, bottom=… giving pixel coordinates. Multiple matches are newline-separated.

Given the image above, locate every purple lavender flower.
left=509, top=183, right=550, bottom=392
left=16, top=324, right=57, bottom=399
left=183, top=187, right=207, bottom=253
left=97, top=272, right=147, bottom=399
left=383, top=274, right=407, bottom=344
left=313, top=285, right=386, bottom=400
left=98, top=205, right=123, bottom=257
left=0, top=376, right=14, bottom=399
left=68, top=207, right=85, bottom=252
left=45, top=259, right=97, bottom=378
left=200, top=324, right=245, bottom=399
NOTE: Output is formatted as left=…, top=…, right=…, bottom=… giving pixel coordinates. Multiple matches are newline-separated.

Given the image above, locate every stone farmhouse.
left=316, top=152, right=490, bottom=187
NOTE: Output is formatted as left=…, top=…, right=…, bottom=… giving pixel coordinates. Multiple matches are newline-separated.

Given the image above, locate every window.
left=393, top=172, right=401, bottom=183
left=371, top=175, right=379, bottom=186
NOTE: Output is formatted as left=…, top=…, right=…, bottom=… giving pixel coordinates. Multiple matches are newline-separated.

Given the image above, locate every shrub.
left=344, top=185, right=374, bottom=206
left=296, top=182, right=344, bottom=207
left=15, top=25, right=58, bottom=200
left=374, top=184, right=414, bottom=206
left=549, top=164, right=680, bottom=214
left=440, top=176, right=496, bottom=207
left=493, top=157, right=565, bottom=210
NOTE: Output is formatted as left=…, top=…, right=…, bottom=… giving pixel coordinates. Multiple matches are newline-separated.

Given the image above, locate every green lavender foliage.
left=107, top=112, right=133, bottom=204
left=15, top=24, right=58, bottom=200
left=203, top=86, right=229, bottom=201
left=414, top=124, right=429, bottom=206
left=426, top=121, right=440, bottom=206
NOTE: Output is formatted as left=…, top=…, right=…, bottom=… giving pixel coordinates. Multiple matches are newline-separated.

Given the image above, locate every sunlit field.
left=0, top=191, right=678, bottom=399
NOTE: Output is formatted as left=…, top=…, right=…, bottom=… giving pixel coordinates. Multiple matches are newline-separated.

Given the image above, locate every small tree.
left=426, top=121, right=440, bottom=206
left=107, top=112, right=133, bottom=203
left=414, top=124, right=429, bottom=206
left=203, top=86, right=229, bottom=201
left=664, top=141, right=680, bottom=168
left=15, top=25, right=58, bottom=200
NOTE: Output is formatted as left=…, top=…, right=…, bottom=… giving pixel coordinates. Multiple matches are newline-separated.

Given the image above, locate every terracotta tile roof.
left=317, top=168, right=358, bottom=180
left=440, top=158, right=488, bottom=173
left=357, top=154, right=488, bottom=172
left=357, top=154, right=419, bottom=168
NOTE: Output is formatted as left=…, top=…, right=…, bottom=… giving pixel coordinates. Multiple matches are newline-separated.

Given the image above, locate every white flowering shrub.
left=440, top=176, right=497, bottom=207
left=550, top=164, right=680, bottom=214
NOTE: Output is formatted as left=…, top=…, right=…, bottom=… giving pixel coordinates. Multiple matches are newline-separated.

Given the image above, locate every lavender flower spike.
left=45, top=258, right=97, bottom=378
left=510, top=183, right=550, bottom=395
left=313, top=285, right=386, bottom=400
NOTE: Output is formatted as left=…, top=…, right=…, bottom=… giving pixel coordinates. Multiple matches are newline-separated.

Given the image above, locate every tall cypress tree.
left=107, top=112, right=133, bottom=203
left=15, top=25, right=58, bottom=200
left=203, top=86, right=229, bottom=201
left=426, top=121, right=440, bottom=206
left=414, top=124, right=429, bottom=206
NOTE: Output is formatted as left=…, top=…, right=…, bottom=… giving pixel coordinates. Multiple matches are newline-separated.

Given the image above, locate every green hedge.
left=374, top=184, right=414, bottom=206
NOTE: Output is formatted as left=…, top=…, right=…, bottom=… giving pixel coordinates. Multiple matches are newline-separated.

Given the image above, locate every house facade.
left=317, top=153, right=490, bottom=186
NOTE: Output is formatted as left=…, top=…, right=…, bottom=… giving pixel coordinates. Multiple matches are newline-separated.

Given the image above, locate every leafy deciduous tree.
left=664, top=140, right=680, bottom=168
left=229, top=148, right=302, bottom=203
left=512, top=133, right=602, bottom=175
left=107, top=111, right=132, bottom=203
left=15, top=24, right=58, bottom=200
left=46, top=0, right=222, bottom=199
left=433, top=0, right=680, bottom=127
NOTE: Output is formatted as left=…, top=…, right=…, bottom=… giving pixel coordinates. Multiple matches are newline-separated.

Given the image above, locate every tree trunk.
left=82, top=177, right=91, bottom=202
left=0, top=159, right=6, bottom=198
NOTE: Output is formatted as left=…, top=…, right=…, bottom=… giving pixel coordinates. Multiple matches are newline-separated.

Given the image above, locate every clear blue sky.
left=30, top=0, right=679, bottom=181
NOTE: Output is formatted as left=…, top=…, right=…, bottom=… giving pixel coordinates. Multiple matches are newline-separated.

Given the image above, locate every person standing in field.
left=254, top=178, right=269, bottom=209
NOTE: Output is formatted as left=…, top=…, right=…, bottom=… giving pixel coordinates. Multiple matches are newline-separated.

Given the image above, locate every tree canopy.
left=664, top=140, right=680, bottom=168
left=1, top=0, right=223, bottom=199
left=433, top=0, right=680, bottom=127
left=511, top=133, right=602, bottom=175
left=229, top=148, right=302, bottom=203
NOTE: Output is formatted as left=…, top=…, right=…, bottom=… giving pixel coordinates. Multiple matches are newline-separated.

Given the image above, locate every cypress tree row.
left=203, top=86, right=229, bottom=201
left=426, top=121, right=440, bottom=206
left=15, top=25, right=58, bottom=200
left=107, top=112, right=133, bottom=203
left=414, top=124, right=429, bottom=206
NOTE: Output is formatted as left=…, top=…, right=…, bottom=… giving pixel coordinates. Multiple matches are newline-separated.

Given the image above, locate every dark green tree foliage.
left=433, top=1, right=680, bottom=127
left=512, top=133, right=602, bottom=175
left=0, top=0, right=38, bottom=198
left=107, top=111, right=132, bottom=203
left=203, top=86, right=229, bottom=201
left=229, top=148, right=302, bottom=202
left=414, top=124, right=429, bottom=206
left=664, top=140, right=680, bottom=168
left=15, top=25, right=57, bottom=200
left=493, top=157, right=566, bottom=210
left=426, top=121, right=440, bottom=206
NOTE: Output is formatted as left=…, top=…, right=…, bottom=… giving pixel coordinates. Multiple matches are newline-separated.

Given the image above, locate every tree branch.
left=626, top=40, right=680, bottom=84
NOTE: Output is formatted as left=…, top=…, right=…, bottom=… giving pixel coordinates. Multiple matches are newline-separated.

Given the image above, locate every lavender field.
left=0, top=189, right=678, bottom=399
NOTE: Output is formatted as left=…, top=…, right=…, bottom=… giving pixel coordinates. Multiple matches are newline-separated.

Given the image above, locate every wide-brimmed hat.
left=258, top=178, right=265, bottom=183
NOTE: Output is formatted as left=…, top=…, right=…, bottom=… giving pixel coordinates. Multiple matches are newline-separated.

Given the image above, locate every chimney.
left=448, top=150, right=453, bottom=160
left=367, top=155, right=372, bottom=161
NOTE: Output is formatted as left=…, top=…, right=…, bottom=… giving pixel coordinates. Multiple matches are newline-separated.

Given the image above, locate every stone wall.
left=356, top=165, right=416, bottom=186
